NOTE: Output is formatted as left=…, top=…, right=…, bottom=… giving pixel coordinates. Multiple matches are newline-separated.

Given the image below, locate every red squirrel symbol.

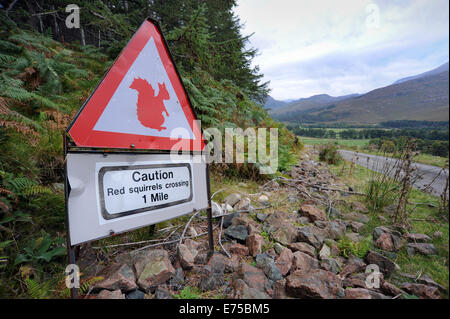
left=129, top=77, right=170, bottom=131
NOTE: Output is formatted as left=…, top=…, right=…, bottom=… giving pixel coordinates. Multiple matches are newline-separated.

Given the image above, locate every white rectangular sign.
left=67, top=153, right=208, bottom=245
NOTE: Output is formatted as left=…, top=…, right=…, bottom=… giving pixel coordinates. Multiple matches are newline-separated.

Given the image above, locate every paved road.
left=339, top=150, right=448, bottom=197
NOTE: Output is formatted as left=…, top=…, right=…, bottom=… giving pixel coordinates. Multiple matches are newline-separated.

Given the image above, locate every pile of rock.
left=88, top=159, right=444, bottom=299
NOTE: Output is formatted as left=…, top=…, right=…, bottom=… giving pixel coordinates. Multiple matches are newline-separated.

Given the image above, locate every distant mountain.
left=272, top=62, right=449, bottom=124
left=263, top=96, right=288, bottom=109
left=394, top=62, right=449, bottom=84
left=270, top=93, right=360, bottom=116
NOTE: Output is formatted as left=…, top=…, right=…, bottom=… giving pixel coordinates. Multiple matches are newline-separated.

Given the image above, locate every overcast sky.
left=234, top=0, right=449, bottom=101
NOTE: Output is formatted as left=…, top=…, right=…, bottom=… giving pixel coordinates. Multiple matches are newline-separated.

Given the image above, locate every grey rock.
left=199, top=254, right=225, bottom=291
left=224, top=225, right=249, bottom=243
left=256, top=213, right=267, bottom=222
left=320, top=258, right=341, bottom=274
left=407, top=243, right=438, bottom=256
left=344, top=211, right=370, bottom=224
left=255, top=254, right=283, bottom=282
left=297, top=216, right=310, bottom=225
left=325, top=220, right=347, bottom=240
left=346, top=232, right=361, bottom=242
left=404, top=233, right=432, bottom=243
left=235, top=197, right=252, bottom=212
left=223, top=212, right=239, bottom=228
left=319, top=244, right=331, bottom=260
left=273, top=242, right=285, bottom=255
left=154, top=286, right=172, bottom=299
left=224, top=193, right=241, bottom=207
left=126, top=289, right=146, bottom=299
left=169, top=267, right=184, bottom=290
left=297, top=226, right=326, bottom=249
left=258, top=195, right=270, bottom=206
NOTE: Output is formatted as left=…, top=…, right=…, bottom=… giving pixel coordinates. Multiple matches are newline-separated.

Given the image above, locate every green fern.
left=23, top=185, right=52, bottom=196
left=60, top=276, right=104, bottom=298
left=25, top=278, right=53, bottom=299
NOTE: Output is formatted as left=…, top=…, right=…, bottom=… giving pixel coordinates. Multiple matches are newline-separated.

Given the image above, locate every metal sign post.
left=63, top=134, right=78, bottom=299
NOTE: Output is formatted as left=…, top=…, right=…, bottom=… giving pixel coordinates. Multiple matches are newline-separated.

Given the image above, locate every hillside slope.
left=273, top=66, right=449, bottom=124
left=394, top=62, right=449, bottom=84
left=270, top=93, right=360, bottom=117
left=263, top=95, right=287, bottom=109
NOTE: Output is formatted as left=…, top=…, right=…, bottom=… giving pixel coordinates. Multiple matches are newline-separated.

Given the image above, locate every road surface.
left=338, top=150, right=448, bottom=197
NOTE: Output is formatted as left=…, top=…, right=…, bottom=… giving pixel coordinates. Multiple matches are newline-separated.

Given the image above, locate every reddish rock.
left=229, top=243, right=249, bottom=256
left=272, top=226, right=298, bottom=246
left=275, top=248, right=293, bottom=276
left=401, top=283, right=441, bottom=299
left=344, top=288, right=372, bottom=299
left=350, top=221, right=365, bottom=233
left=286, top=269, right=344, bottom=299
left=366, top=251, right=399, bottom=275
left=233, top=279, right=270, bottom=299
left=264, top=212, right=298, bottom=246
left=375, top=233, right=394, bottom=252
left=97, top=289, right=125, bottom=299
left=273, top=279, right=288, bottom=299
left=134, top=249, right=175, bottom=291
left=246, top=234, right=264, bottom=257
left=177, top=244, right=195, bottom=270
left=94, top=263, right=137, bottom=292
left=184, top=238, right=201, bottom=251
left=381, top=281, right=405, bottom=297
left=344, top=288, right=388, bottom=299
left=291, top=251, right=320, bottom=275
left=339, top=256, right=366, bottom=278
left=224, top=255, right=241, bottom=273
left=239, top=262, right=269, bottom=293
left=299, top=204, right=326, bottom=222
left=288, top=242, right=316, bottom=257
left=342, top=276, right=367, bottom=289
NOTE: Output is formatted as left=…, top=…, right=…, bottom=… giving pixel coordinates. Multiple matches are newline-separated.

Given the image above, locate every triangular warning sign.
left=67, top=19, right=205, bottom=151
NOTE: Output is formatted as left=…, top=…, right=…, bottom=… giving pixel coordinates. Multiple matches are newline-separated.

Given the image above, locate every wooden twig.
left=218, top=216, right=231, bottom=258
left=178, top=210, right=201, bottom=245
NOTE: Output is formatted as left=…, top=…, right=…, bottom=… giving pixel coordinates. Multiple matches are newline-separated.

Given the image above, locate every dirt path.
left=338, top=150, right=448, bottom=197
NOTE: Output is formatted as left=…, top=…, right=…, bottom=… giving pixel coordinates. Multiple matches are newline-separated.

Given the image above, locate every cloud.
left=234, top=0, right=449, bottom=100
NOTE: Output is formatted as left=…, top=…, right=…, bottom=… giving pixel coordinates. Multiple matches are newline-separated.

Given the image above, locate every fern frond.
left=23, top=185, right=52, bottom=196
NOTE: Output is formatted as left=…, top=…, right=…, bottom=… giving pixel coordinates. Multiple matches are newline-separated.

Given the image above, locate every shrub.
left=319, top=144, right=342, bottom=165
left=365, top=179, right=398, bottom=213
